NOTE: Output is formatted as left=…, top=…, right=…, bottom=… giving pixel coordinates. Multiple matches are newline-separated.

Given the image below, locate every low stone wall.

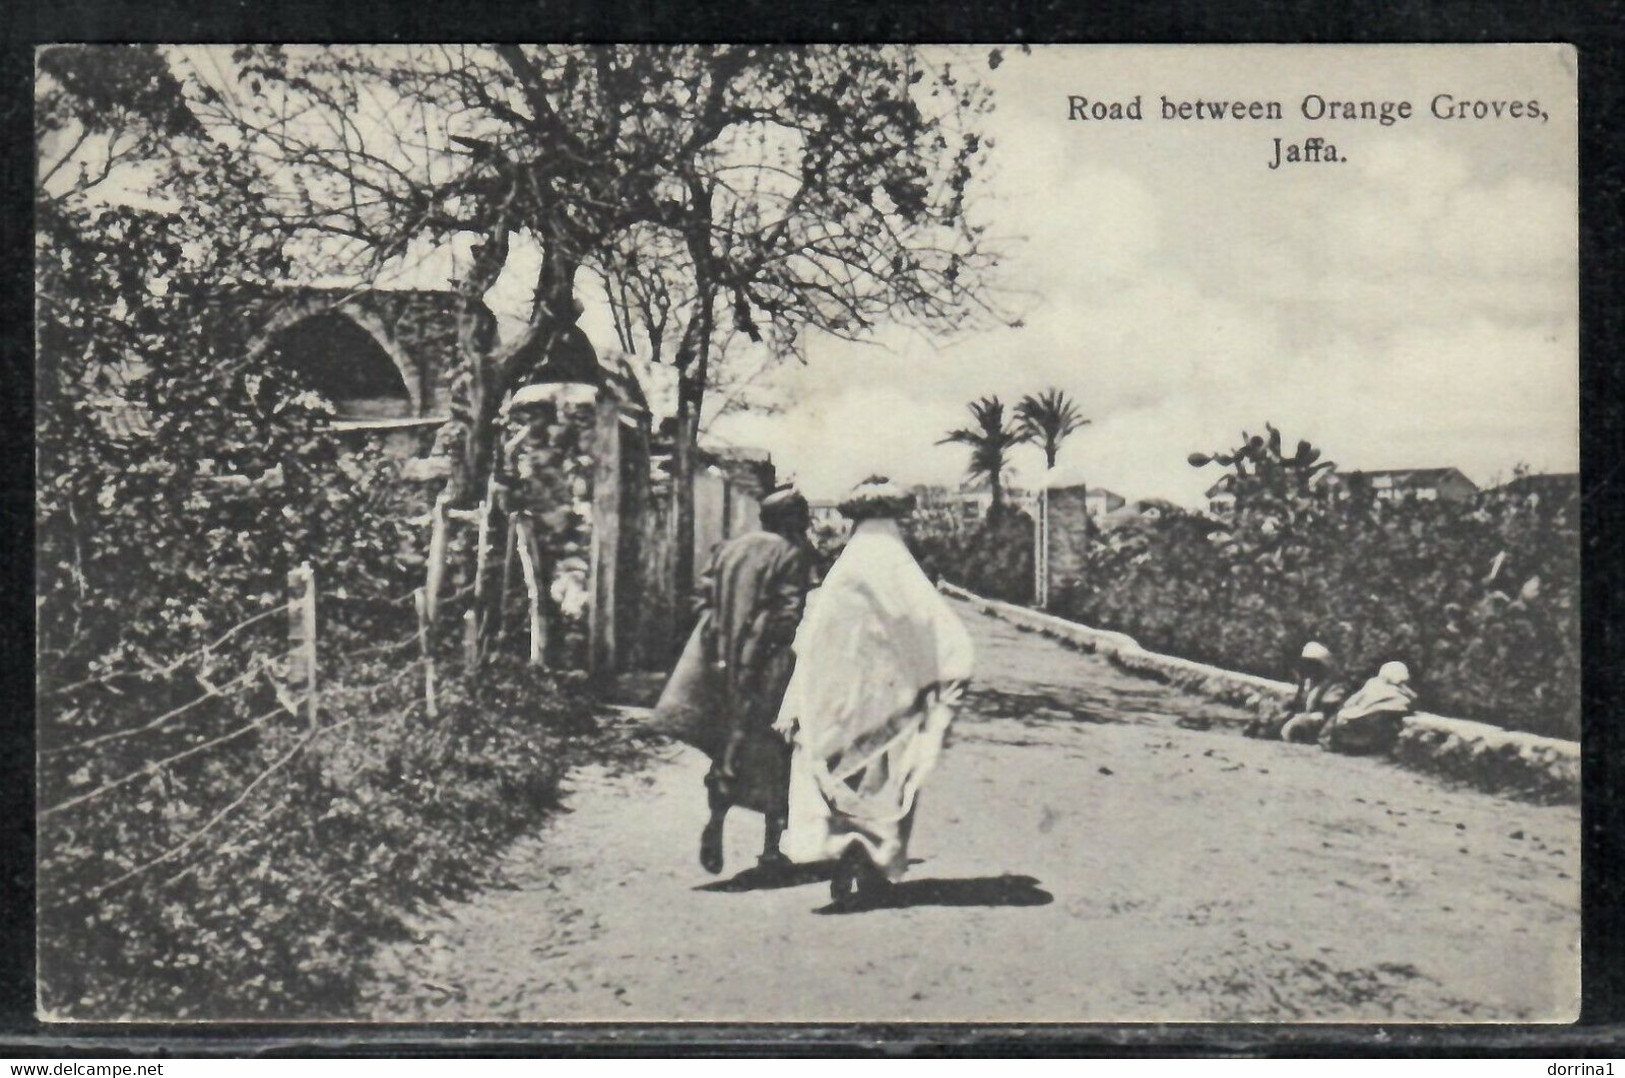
left=940, top=582, right=1579, bottom=803
left=1390, top=716, right=1579, bottom=804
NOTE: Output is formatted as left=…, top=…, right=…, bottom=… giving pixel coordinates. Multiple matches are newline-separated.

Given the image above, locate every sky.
left=616, top=45, right=1578, bottom=505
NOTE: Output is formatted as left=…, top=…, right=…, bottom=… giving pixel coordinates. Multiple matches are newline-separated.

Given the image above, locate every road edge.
left=940, top=582, right=1579, bottom=803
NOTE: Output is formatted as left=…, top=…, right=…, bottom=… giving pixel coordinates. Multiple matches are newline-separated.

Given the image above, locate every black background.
left=2, top=0, right=1622, bottom=1057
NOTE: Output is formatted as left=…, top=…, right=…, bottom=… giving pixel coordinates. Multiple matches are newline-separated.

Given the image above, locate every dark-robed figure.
left=652, top=487, right=814, bottom=875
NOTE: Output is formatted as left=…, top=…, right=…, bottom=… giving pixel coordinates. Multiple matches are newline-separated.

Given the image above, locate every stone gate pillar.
left=1045, top=484, right=1095, bottom=600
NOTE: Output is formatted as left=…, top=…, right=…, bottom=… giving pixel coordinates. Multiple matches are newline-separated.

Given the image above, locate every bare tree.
left=584, top=46, right=1011, bottom=599
left=180, top=44, right=1008, bottom=622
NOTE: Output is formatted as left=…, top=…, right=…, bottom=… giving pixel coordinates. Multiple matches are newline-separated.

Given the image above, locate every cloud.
left=716, top=378, right=976, bottom=498
left=1008, top=166, right=1164, bottom=289
left=531, top=47, right=1579, bottom=506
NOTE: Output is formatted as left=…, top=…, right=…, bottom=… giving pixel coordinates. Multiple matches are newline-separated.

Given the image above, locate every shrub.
left=1052, top=440, right=1579, bottom=739
left=34, top=73, right=615, bottom=1018
left=38, top=655, right=608, bottom=1020
left=806, top=499, right=1036, bottom=605
left=910, top=508, right=1035, bottom=604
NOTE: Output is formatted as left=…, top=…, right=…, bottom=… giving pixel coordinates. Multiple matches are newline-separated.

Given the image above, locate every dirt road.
left=362, top=600, right=1580, bottom=1023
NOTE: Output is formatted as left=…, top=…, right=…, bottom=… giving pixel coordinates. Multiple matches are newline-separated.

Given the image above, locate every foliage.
left=805, top=491, right=1035, bottom=605
left=908, top=502, right=1035, bottom=605
left=1053, top=426, right=1580, bottom=739
left=35, top=190, right=424, bottom=700
left=938, top=396, right=1029, bottom=520
left=1187, top=422, right=1338, bottom=574
left=38, top=654, right=610, bottom=1019
left=35, top=46, right=610, bottom=1019
left=1015, top=387, right=1089, bottom=469
left=34, top=193, right=604, bottom=1013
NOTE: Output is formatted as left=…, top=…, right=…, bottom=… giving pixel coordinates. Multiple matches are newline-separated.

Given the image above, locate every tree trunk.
left=669, top=329, right=710, bottom=645
left=670, top=180, right=718, bottom=647
left=477, top=490, right=511, bottom=654
left=457, top=252, right=577, bottom=508
left=451, top=239, right=577, bottom=664
left=451, top=227, right=513, bottom=506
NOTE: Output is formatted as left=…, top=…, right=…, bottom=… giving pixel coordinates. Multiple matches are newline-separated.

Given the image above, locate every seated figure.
left=1267, top=641, right=1348, bottom=743
left=1318, top=661, right=1418, bottom=756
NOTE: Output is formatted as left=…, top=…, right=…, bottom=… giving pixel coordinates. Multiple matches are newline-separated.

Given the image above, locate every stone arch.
left=257, top=301, right=422, bottom=418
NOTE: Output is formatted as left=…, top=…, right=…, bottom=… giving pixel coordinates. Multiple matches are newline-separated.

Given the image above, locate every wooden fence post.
left=466, top=483, right=494, bottom=666
left=513, top=514, right=548, bottom=666
left=414, top=587, right=438, bottom=719
left=495, top=519, right=518, bottom=648
left=286, top=562, right=318, bottom=727
left=463, top=608, right=479, bottom=669
left=425, top=490, right=449, bottom=625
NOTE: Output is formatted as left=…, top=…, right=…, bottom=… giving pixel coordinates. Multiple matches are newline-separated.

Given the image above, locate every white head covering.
left=1337, top=660, right=1418, bottom=721
left=1301, top=641, right=1332, bottom=663
left=780, top=516, right=973, bottom=765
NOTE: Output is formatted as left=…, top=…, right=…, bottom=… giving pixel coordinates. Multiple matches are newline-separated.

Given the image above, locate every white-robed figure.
left=773, top=477, right=975, bottom=908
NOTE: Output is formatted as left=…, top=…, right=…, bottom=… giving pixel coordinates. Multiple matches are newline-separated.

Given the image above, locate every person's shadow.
left=813, top=873, right=1054, bottom=915
left=694, top=860, right=839, bottom=893
left=695, top=862, right=1055, bottom=914
left=693, top=856, right=932, bottom=894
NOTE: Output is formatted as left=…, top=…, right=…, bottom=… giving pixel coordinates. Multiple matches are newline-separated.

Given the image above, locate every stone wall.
left=693, top=468, right=729, bottom=572
left=940, top=582, right=1579, bottom=803
left=632, top=483, right=677, bottom=670
left=499, top=384, right=600, bottom=666
left=240, top=286, right=487, bottom=421
left=627, top=459, right=767, bottom=671
left=1045, top=484, right=1095, bottom=592
left=707, top=448, right=776, bottom=501
left=589, top=391, right=654, bottom=677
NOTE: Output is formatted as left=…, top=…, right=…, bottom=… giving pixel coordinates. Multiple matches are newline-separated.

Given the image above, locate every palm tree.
left=939, top=396, right=1029, bottom=522
left=1015, top=388, right=1090, bottom=470
left=1016, top=389, right=1089, bottom=607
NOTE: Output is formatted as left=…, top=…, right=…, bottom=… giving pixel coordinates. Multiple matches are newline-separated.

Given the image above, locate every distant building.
left=1069, top=486, right=1126, bottom=518
left=1492, top=472, right=1579, bottom=509
left=926, top=476, right=1039, bottom=523
left=1337, top=467, right=1479, bottom=504
left=1098, top=497, right=1180, bottom=533
left=817, top=478, right=1095, bottom=530
left=1204, top=476, right=1236, bottom=518
left=1205, top=467, right=1478, bottom=512
left=1038, top=483, right=1125, bottom=518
